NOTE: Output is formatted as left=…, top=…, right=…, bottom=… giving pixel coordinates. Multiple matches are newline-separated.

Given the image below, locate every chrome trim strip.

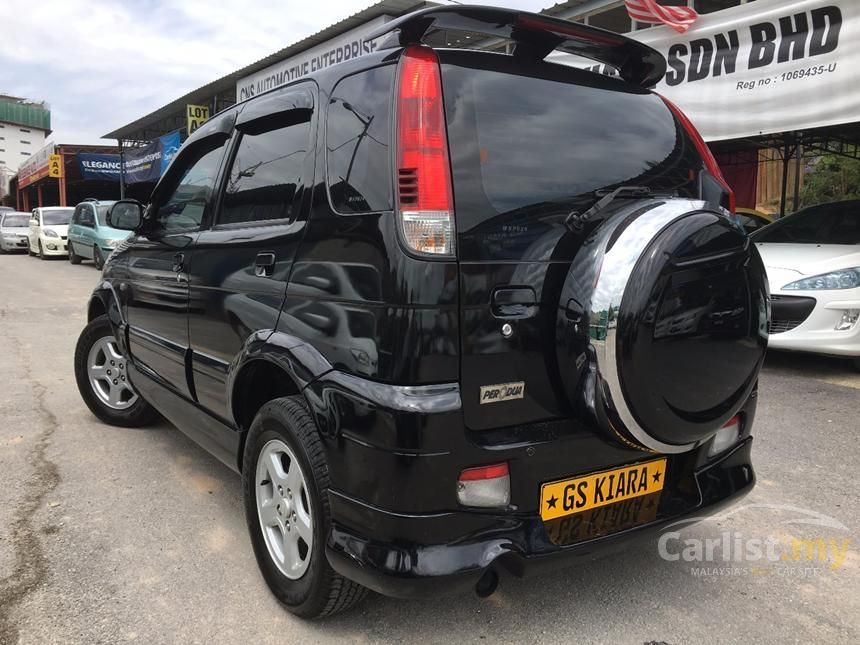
left=592, top=199, right=709, bottom=454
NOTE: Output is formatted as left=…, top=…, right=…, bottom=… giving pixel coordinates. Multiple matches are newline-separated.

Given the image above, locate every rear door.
left=187, top=85, right=316, bottom=421
left=439, top=51, right=705, bottom=430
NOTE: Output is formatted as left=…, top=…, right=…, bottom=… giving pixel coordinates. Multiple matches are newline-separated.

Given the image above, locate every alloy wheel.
left=86, top=336, right=138, bottom=410
left=255, top=439, right=314, bottom=580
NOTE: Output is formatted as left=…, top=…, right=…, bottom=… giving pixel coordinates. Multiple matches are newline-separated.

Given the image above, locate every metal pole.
left=779, top=141, right=791, bottom=218
left=59, top=152, right=67, bottom=206
left=793, top=141, right=802, bottom=212
left=118, top=139, right=126, bottom=200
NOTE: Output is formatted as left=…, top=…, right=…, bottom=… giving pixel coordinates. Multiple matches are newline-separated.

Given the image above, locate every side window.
left=71, top=206, right=81, bottom=225
left=326, top=66, right=394, bottom=214
left=153, top=140, right=227, bottom=234
left=81, top=205, right=95, bottom=227
left=218, top=116, right=311, bottom=226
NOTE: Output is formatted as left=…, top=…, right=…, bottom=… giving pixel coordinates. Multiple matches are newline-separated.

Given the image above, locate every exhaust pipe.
left=475, top=569, right=499, bottom=598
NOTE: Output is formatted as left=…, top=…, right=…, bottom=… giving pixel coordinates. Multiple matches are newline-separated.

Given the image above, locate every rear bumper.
left=325, top=438, right=755, bottom=598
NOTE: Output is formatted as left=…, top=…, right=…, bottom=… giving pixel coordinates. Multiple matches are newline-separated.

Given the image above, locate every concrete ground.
left=0, top=251, right=858, bottom=645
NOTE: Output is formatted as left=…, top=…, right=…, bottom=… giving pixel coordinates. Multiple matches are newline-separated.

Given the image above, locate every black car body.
left=76, top=6, right=768, bottom=616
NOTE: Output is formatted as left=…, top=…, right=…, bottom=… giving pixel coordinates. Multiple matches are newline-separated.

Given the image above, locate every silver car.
left=0, top=211, right=31, bottom=252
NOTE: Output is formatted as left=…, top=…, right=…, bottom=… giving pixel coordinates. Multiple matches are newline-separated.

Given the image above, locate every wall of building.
left=0, top=122, right=48, bottom=199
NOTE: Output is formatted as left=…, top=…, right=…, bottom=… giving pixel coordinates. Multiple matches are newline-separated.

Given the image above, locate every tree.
left=800, top=154, right=860, bottom=208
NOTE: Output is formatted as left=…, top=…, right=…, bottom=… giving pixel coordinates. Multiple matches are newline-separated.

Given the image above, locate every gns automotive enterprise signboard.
left=556, top=0, right=859, bottom=142
left=235, top=16, right=388, bottom=102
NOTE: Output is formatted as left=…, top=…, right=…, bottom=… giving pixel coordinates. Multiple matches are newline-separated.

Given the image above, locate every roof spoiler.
left=367, top=5, right=666, bottom=88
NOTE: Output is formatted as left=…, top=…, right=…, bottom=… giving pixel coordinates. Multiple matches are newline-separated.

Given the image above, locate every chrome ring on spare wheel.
left=87, top=336, right=138, bottom=410
left=255, top=439, right=314, bottom=579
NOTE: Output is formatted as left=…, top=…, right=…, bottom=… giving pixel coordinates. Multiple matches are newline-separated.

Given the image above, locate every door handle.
left=491, top=287, right=537, bottom=319
left=254, top=252, right=276, bottom=278
left=172, top=252, right=184, bottom=273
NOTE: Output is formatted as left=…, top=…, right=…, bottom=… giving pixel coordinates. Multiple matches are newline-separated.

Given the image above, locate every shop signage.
left=235, top=16, right=389, bottom=102
left=187, top=104, right=209, bottom=134
left=554, top=0, right=859, bottom=142
left=48, top=154, right=63, bottom=178
left=633, top=0, right=857, bottom=141
left=77, top=131, right=181, bottom=184
left=77, top=154, right=121, bottom=181
left=18, top=143, right=55, bottom=189
left=123, top=130, right=181, bottom=183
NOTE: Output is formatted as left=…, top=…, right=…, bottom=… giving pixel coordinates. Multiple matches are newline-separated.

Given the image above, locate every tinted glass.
left=441, top=54, right=703, bottom=260
left=154, top=141, right=227, bottom=234
left=739, top=214, right=768, bottom=233
left=42, top=209, right=72, bottom=225
left=219, top=118, right=310, bottom=225
left=326, top=66, right=394, bottom=213
left=2, top=214, right=28, bottom=227
left=753, top=202, right=860, bottom=244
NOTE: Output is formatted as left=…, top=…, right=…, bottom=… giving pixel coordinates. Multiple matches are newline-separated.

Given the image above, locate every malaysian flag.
left=624, top=0, right=699, bottom=33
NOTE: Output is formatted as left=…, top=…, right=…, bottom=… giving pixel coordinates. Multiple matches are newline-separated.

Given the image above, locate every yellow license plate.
left=540, top=458, right=667, bottom=522
left=544, top=491, right=662, bottom=546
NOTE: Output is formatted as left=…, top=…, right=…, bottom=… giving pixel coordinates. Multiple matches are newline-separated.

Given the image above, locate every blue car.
left=68, top=200, right=130, bottom=269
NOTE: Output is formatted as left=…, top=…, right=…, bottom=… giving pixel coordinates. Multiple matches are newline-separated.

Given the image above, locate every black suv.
left=74, top=6, right=768, bottom=618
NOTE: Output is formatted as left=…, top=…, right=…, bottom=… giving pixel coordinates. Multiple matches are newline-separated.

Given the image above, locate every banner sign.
left=632, top=0, right=858, bottom=141
left=235, top=16, right=389, bottom=102
left=78, top=153, right=121, bottom=181
left=123, top=130, right=181, bottom=184
left=18, top=143, right=55, bottom=189
left=48, top=154, right=63, bottom=178
left=77, top=131, right=181, bottom=184
left=554, top=0, right=858, bottom=142
left=186, top=104, right=209, bottom=134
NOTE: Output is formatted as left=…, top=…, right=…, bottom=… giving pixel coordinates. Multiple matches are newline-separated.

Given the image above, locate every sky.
left=0, top=0, right=549, bottom=150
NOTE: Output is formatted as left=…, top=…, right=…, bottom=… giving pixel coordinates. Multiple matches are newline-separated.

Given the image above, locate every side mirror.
left=107, top=200, right=144, bottom=231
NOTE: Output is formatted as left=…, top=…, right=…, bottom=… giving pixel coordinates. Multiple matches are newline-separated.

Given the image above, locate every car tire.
left=69, top=243, right=81, bottom=264
left=38, top=240, right=45, bottom=260
left=853, top=358, right=860, bottom=373
left=74, top=315, right=159, bottom=427
left=93, top=246, right=105, bottom=270
left=242, top=396, right=368, bottom=618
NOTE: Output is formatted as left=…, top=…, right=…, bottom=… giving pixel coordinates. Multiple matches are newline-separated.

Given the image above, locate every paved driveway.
left=1, top=252, right=858, bottom=644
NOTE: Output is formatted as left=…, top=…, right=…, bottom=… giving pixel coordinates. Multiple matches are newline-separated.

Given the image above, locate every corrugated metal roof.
left=104, top=0, right=428, bottom=139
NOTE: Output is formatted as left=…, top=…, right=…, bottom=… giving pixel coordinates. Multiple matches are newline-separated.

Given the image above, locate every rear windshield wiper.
left=565, top=186, right=665, bottom=232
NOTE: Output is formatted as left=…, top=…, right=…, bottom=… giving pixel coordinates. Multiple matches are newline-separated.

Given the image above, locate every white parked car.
left=0, top=211, right=32, bottom=252
left=752, top=200, right=860, bottom=370
left=28, top=207, right=75, bottom=259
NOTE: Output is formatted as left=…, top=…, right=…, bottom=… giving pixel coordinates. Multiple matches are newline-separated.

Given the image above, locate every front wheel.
left=69, top=242, right=81, bottom=264
left=38, top=240, right=45, bottom=260
left=74, top=315, right=158, bottom=427
left=93, top=246, right=105, bottom=270
left=242, top=396, right=367, bottom=618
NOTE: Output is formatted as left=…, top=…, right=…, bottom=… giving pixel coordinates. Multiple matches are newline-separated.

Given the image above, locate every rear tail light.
left=708, top=415, right=742, bottom=457
left=660, top=96, right=736, bottom=215
left=395, top=45, right=455, bottom=256
left=457, top=463, right=510, bottom=508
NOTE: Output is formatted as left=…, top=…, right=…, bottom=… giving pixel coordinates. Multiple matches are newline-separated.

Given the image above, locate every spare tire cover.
left=557, top=199, right=769, bottom=453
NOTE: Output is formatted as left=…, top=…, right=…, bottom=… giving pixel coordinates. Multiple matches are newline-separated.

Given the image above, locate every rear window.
left=326, top=66, right=395, bottom=214
left=752, top=202, right=860, bottom=244
left=441, top=53, right=703, bottom=260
